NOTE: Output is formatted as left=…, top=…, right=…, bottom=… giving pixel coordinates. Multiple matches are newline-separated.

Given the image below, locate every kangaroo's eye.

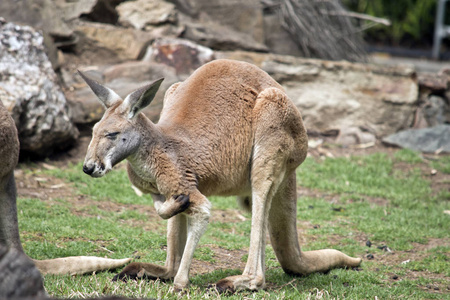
left=105, top=132, right=120, bottom=140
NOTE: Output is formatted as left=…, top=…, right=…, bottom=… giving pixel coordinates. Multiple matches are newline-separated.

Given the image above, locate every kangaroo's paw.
left=156, top=194, right=190, bottom=219
left=112, top=262, right=172, bottom=282
left=215, top=275, right=265, bottom=293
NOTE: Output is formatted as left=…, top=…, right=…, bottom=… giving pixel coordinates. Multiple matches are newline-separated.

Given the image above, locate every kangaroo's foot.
left=112, top=262, right=174, bottom=282
left=215, top=274, right=264, bottom=293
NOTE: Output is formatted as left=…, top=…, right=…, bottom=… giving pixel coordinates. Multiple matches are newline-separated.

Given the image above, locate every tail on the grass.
left=34, top=256, right=132, bottom=275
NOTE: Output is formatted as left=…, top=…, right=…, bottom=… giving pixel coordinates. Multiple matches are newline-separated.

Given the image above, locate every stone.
left=81, top=0, right=122, bottom=24
left=142, top=38, right=215, bottom=76
left=184, top=0, right=265, bottom=44
left=76, top=21, right=181, bottom=61
left=418, top=72, right=448, bottom=92
left=58, top=0, right=122, bottom=24
left=336, top=127, right=376, bottom=146
left=382, top=125, right=450, bottom=153
left=0, top=21, right=79, bottom=156
left=57, top=0, right=99, bottom=21
left=263, top=12, right=302, bottom=56
left=217, top=51, right=418, bottom=137
left=0, top=0, right=74, bottom=39
left=181, top=19, right=268, bottom=52
left=174, top=0, right=264, bottom=44
left=423, top=95, right=447, bottom=126
left=116, top=0, right=177, bottom=30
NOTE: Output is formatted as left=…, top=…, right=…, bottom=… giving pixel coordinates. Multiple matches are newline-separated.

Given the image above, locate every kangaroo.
left=0, top=100, right=131, bottom=277
left=81, top=59, right=361, bottom=292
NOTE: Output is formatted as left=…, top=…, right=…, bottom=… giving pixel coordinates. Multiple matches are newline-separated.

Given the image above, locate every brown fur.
left=82, top=59, right=361, bottom=292
left=0, top=101, right=22, bottom=252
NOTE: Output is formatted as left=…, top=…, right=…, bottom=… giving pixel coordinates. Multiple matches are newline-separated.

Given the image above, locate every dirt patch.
left=190, top=246, right=247, bottom=276
left=15, top=167, right=76, bottom=202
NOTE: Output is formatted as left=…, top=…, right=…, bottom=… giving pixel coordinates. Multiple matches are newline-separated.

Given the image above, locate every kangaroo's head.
left=79, top=71, right=163, bottom=177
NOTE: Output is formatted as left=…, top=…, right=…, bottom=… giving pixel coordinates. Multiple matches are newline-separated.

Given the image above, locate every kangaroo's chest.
left=126, top=163, right=160, bottom=194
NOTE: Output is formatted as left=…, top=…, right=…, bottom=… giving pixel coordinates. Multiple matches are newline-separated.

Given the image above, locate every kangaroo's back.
left=157, top=60, right=288, bottom=195
left=158, top=59, right=282, bottom=132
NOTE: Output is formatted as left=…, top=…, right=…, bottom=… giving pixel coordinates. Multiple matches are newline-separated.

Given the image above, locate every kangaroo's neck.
left=126, top=115, right=166, bottom=175
left=126, top=115, right=191, bottom=196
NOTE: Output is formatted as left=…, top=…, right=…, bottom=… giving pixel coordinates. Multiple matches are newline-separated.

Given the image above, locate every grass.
left=17, top=149, right=450, bottom=299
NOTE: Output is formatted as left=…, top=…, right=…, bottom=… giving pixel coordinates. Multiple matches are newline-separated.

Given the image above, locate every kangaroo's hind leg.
left=216, top=87, right=303, bottom=292
left=268, top=172, right=362, bottom=277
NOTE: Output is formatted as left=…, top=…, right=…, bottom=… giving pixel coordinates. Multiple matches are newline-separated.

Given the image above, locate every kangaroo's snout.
left=83, top=164, right=94, bottom=175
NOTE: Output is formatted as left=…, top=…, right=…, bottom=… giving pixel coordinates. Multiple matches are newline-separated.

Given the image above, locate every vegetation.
left=343, top=0, right=439, bottom=47
left=18, top=149, right=449, bottom=299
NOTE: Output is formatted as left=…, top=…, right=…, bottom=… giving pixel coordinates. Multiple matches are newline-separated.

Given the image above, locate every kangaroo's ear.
left=122, top=78, right=164, bottom=120
left=78, top=70, right=121, bottom=108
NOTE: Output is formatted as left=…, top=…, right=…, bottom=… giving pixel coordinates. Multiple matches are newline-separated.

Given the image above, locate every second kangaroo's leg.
left=269, top=172, right=362, bottom=276
left=0, top=172, right=23, bottom=252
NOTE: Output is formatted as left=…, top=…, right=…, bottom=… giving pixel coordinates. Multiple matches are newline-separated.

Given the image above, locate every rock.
left=0, top=21, right=79, bottom=156
left=418, top=72, right=448, bottom=93
left=0, top=246, right=45, bottom=298
left=263, top=12, right=302, bottom=56
left=116, top=0, right=177, bottom=30
left=423, top=95, right=447, bottom=126
left=0, top=0, right=74, bottom=40
left=439, top=67, right=450, bottom=86
left=59, top=0, right=122, bottom=24
left=143, top=38, right=215, bottom=76
left=382, top=125, right=450, bottom=153
left=413, top=95, right=449, bottom=129
left=182, top=0, right=265, bottom=44
left=58, top=0, right=99, bottom=21
left=181, top=19, right=268, bottom=52
left=81, top=0, right=123, bottom=24
left=76, top=21, right=181, bottom=61
left=217, top=51, right=418, bottom=137
left=336, top=127, right=376, bottom=146
left=70, top=87, right=106, bottom=124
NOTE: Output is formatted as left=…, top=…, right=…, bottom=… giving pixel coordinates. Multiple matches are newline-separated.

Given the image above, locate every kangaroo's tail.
left=34, top=256, right=132, bottom=275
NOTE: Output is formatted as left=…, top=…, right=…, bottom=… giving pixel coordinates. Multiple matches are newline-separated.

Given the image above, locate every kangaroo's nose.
left=83, top=164, right=95, bottom=175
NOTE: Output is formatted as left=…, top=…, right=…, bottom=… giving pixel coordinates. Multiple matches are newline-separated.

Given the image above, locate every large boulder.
left=217, top=51, right=419, bottom=138
left=0, top=21, right=79, bottom=156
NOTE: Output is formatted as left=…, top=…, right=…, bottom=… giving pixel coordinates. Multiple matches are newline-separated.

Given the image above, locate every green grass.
left=17, top=149, right=450, bottom=299
left=46, top=162, right=154, bottom=205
